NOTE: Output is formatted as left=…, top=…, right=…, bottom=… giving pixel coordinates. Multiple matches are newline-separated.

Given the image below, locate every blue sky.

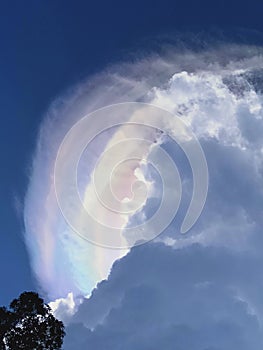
left=2, top=1, right=263, bottom=348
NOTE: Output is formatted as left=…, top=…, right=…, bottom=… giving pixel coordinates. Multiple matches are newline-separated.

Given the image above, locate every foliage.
left=0, top=292, right=65, bottom=350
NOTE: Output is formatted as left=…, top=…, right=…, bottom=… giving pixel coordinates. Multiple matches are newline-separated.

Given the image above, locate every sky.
left=2, top=1, right=263, bottom=349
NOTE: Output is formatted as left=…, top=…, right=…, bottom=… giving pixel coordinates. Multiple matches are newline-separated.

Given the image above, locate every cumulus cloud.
left=24, top=35, right=263, bottom=348
left=64, top=243, right=263, bottom=350
left=49, top=292, right=82, bottom=325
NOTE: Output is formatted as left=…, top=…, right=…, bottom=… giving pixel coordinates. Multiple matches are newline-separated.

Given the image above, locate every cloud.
left=24, top=34, right=263, bottom=348
left=57, top=42, right=263, bottom=348
left=64, top=243, right=263, bottom=350
left=49, top=292, right=83, bottom=325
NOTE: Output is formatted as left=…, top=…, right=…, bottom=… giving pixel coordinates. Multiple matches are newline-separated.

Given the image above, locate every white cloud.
left=49, top=293, right=80, bottom=324
left=24, top=37, right=263, bottom=348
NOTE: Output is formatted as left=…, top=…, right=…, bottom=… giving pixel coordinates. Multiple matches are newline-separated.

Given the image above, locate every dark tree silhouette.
left=0, top=292, right=65, bottom=350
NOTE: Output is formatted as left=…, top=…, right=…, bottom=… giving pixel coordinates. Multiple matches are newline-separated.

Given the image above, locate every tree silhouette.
left=0, top=292, right=65, bottom=350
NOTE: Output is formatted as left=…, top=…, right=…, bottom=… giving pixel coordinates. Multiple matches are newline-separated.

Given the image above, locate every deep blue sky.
left=1, top=0, right=263, bottom=306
